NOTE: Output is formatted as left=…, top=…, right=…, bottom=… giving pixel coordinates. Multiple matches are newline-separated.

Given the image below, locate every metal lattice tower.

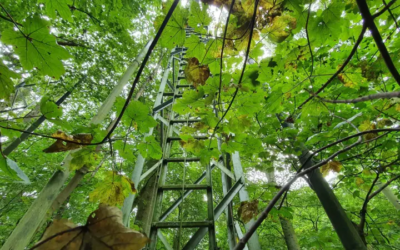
left=124, top=27, right=262, bottom=250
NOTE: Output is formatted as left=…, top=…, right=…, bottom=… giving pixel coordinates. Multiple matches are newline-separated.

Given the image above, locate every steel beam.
left=159, top=164, right=217, bottom=222
left=211, top=159, right=235, bottom=180
left=139, top=160, right=162, bottom=182
left=182, top=178, right=244, bottom=250
left=121, top=56, right=172, bottom=226
left=158, top=231, right=174, bottom=250
left=232, top=152, right=262, bottom=250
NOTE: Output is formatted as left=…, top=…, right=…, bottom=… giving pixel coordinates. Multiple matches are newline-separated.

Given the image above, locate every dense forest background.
left=0, top=0, right=400, bottom=249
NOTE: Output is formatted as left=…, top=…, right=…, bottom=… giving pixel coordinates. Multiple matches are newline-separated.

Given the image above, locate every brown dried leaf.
left=34, top=204, right=149, bottom=250
left=237, top=200, right=259, bottom=224
left=43, top=131, right=93, bottom=153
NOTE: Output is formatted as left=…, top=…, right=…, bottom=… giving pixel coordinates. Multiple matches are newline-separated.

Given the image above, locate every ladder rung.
left=178, top=76, right=186, bottom=80
left=167, top=136, right=208, bottom=142
left=159, top=184, right=210, bottom=190
left=176, top=84, right=194, bottom=88
left=164, top=157, right=200, bottom=163
left=163, top=92, right=174, bottom=96
left=153, top=221, right=213, bottom=228
left=170, top=119, right=201, bottom=124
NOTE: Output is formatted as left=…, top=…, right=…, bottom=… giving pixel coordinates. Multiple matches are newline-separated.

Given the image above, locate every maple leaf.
left=263, top=14, right=297, bottom=43
left=184, top=57, right=210, bottom=88
left=0, top=61, right=20, bottom=101
left=43, top=131, right=93, bottom=153
left=89, top=171, right=136, bottom=206
left=138, top=136, right=163, bottom=160
left=179, top=138, right=205, bottom=155
left=1, top=15, right=71, bottom=78
left=358, top=120, right=378, bottom=141
left=40, top=96, right=63, bottom=119
left=355, top=177, right=364, bottom=186
left=237, top=200, right=259, bottom=223
left=38, top=0, right=73, bottom=22
left=33, top=204, right=149, bottom=250
left=320, top=160, right=342, bottom=177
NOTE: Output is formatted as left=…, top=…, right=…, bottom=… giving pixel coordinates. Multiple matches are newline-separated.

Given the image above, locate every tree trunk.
left=376, top=183, right=400, bottom=210
left=298, top=148, right=366, bottom=250
left=279, top=116, right=366, bottom=250
left=266, top=169, right=300, bottom=250
left=1, top=41, right=152, bottom=250
left=134, top=164, right=157, bottom=235
left=3, top=77, right=85, bottom=156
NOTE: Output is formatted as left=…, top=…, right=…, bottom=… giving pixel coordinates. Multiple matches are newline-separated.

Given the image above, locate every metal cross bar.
left=182, top=177, right=244, bottom=250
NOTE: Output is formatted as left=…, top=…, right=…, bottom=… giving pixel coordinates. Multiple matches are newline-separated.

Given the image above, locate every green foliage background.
left=0, top=0, right=400, bottom=249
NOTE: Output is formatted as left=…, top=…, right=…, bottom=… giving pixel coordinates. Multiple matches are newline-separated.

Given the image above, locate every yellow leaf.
left=43, top=131, right=93, bottom=153
left=90, top=171, right=136, bottom=206
left=358, top=120, right=378, bottom=141
left=184, top=57, right=210, bottom=89
left=263, top=14, right=297, bottom=43
left=320, top=161, right=342, bottom=177
left=34, top=204, right=149, bottom=250
left=356, top=177, right=364, bottom=186
left=377, top=118, right=393, bottom=128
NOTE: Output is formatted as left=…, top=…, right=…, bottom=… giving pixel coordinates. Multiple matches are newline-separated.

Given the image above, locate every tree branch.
left=233, top=128, right=400, bottom=250
left=357, top=0, right=400, bottom=87
left=319, top=91, right=400, bottom=104
left=368, top=174, right=400, bottom=201
left=359, top=172, right=380, bottom=240
left=297, top=24, right=367, bottom=110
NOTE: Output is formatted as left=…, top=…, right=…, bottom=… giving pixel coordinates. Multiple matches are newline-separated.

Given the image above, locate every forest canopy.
left=0, top=0, right=400, bottom=249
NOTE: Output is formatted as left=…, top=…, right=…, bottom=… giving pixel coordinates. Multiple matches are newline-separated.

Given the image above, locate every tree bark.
left=278, top=115, right=366, bottom=250
left=377, top=183, right=400, bottom=210
left=266, top=169, right=300, bottom=250
left=3, top=77, right=85, bottom=156
left=134, top=163, right=158, bottom=235
left=279, top=217, right=300, bottom=250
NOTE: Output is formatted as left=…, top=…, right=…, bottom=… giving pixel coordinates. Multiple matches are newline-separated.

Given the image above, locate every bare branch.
left=320, top=91, right=400, bottom=104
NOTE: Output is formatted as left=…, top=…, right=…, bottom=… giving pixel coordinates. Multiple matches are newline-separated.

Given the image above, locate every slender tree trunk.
left=133, top=162, right=158, bottom=235
left=266, top=169, right=300, bottom=250
left=1, top=41, right=152, bottom=250
left=298, top=148, right=366, bottom=249
left=376, top=183, right=400, bottom=210
left=3, top=77, right=85, bottom=156
left=278, top=116, right=366, bottom=250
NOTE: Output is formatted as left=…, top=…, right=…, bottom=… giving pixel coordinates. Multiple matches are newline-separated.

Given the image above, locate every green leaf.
left=115, top=98, right=157, bottom=133
left=40, top=96, right=63, bottom=119
left=184, top=35, right=206, bottom=61
left=0, top=62, right=20, bottom=100
left=301, top=100, right=328, bottom=117
left=0, top=155, right=30, bottom=184
left=89, top=171, right=135, bottom=206
left=138, top=136, right=162, bottom=159
left=40, top=97, right=62, bottom=119
left=156, top=6, right=187, bottom=49
left=70, top=148, right=98, bottom=170
left=114, top=141, right=136, bottom=163
left=39, top=0, right=73, bottom=22
left=188, top=1, right=211, bottom=33
left=1, top=16, right=70, bottom=78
